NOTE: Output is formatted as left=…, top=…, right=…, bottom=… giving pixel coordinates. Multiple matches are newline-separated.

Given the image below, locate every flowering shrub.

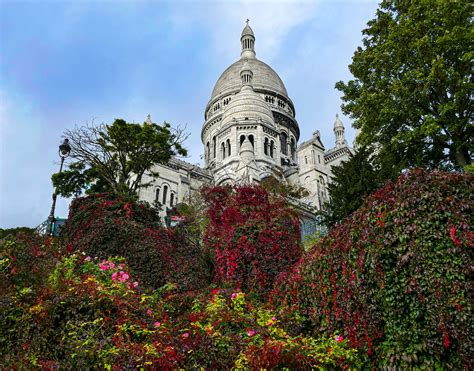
left=203, top=185, right=302, bottom=296
left=0, top=249, right=359, bottom=368
left=62, top=193, right=209, bottom=291
left=272, top=169, right=473, bottom=368
left=182, top=289, right=359, bottom=368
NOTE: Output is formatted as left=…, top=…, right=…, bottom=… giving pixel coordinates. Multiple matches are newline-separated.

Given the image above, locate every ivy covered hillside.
left=1, top=169, right=472, bottom=368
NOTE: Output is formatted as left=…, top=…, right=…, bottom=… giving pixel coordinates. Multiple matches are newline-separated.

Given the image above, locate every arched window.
left=212, top=136, right=216, bottom=158
left=270, top=140, right=274, bottom=158
left=319, top=176, right=326, bottom=206
left=221, top=142, right=226, bottom=159
left=240, top=135, right=246, bottom=147
left=248, top=135, right=254, bottom=148
left=170, top=193, right=174, bottom=207
left=226, top=139, right=231, bottom=156
left=305, top=156, right=308, bottom=164
left=206, top=142, right=210, bottom=161
left=280, top=132, right=288, bottom=155
left=290, top=137, right=296, bottom=160
left=162, top=185, right=168, bottom=205
left=316, top=180, right=321, bottom=210
left=318, top=154, right=321, bottom=164
left=311, top=150, right=316, bottom=164
left=155, top=188, right=160, bottom=204
left=264, top=138, right=269, bottom=155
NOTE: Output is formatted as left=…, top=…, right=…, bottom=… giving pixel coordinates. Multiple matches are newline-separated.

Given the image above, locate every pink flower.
left=211, top=289, right=219, bottom=295
left=99, top=263, right=109, bottom=271
left=147, top=309, right=152, bottom=315
left=111, top=272, right=118, bottom=281
left=267, top=320, right=274, bottom=326
left=231, top=293, right=237, bottom=299
left=247, top=329, right=256, bottom=337
left=335, top=335, right=344, bottom=343
left=182, top=332, right=189, bottom=338
left=84, top=256, right=91, bottom=262
left=118, top=273, right=129, bottom=283
left=272, top=317, right=277, bottom=321
left=154, top=321, right=161, bottom=328
left=133, top=281, right=139, bottom=288
left=109, top=262, right=115, bottom=269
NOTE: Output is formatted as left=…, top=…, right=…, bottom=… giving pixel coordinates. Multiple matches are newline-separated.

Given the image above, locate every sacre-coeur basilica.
left=139, top=21, right=355, bottom=233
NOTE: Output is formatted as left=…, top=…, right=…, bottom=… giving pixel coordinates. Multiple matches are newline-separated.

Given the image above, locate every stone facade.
left=139, top=21, right=354, bottom=220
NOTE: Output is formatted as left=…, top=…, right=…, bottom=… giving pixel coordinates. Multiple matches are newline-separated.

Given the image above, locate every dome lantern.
left=241, top=19, right=256, bottom=59
left=240, top=60, right=253, bottom=86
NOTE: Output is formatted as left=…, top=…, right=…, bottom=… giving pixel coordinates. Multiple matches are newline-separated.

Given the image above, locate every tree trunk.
left=454, top=146, right=469, bottom=169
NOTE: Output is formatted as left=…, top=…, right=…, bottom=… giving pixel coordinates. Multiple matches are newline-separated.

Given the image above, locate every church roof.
left=211, top=58, right=288, bottom=100
left=210, top=21, right=289, bottom=101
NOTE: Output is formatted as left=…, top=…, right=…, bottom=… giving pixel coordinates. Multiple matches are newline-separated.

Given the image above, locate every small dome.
left=334, top=114, right=344, bottom=129
left=239, top=137, right=255, bottom=164
left=241, top=19, right=254, bottom=38
left=240, top=137, right=254, bottom=154
left=221, top=85, right=274, bottom=125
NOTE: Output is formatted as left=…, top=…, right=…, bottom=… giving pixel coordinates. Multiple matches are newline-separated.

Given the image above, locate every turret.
left=333, top=114, right=347, bottom=147
left=240, top=60, right=253, bottom=86
left=241, top=19, right=256, bottom=59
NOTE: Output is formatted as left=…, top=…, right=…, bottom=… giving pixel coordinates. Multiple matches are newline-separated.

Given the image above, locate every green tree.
left=323, top=146, right=379, bottom=225
left=336, top=0, right=472, bottom=172
left=0, top=227, right=34, bottom=239
left=52, top=119, right=187, bottom=198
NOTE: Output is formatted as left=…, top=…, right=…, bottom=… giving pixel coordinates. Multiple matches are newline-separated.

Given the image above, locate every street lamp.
left=47, top=138, right=71, bottom=235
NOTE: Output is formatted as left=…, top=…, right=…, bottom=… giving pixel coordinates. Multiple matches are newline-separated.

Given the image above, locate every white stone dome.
left=211, top=58, right=288, bottom=100
left=221, top=85, right=274, bottom=125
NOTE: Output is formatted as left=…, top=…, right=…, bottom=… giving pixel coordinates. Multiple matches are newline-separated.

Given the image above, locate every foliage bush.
left=203, top=185, right=302, bottom=296
left=272, top=169, right=473, bottom=368
left=0, top=233, right=58, bottom=292
left=0, top=250, right=358, bottom=368
left=62, top=193, right=209, bottom=291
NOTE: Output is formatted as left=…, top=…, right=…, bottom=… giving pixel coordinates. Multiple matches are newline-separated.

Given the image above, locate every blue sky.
left=0, top=0, right=379, bottom=228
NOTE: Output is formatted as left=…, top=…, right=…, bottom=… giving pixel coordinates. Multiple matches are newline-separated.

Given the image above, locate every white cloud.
left=168, top=0, right=320, bottom=62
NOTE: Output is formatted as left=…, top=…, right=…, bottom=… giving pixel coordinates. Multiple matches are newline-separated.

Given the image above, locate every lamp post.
left=47, top=138, right=71, bottom=235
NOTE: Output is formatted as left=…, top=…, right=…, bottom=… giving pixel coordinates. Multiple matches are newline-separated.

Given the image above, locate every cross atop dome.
left=241, top=19, right=256, bottom=58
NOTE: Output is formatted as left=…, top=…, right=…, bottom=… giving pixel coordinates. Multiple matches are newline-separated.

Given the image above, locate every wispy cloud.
left=166, top=0, right=319, bottom=62
left=0, top=0, right=379, bottom=228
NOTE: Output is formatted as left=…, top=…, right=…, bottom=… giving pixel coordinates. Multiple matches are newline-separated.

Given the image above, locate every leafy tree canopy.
left=336, top=0, right=472, bottom=171
left=52, top=119, right=187, bottom=198
left=323, top=146, right=380, bottom=225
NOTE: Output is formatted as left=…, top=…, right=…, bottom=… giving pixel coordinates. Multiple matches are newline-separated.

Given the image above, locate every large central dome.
left=211, top=58, right=288, bottom=100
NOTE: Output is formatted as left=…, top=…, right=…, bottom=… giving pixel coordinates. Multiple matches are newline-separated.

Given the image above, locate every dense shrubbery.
left=203, top=185, right=302, bottom=296
left=272, top=169, right=473, bottom=369
left=0, top=250, right=358, bottom=368
left=0, top=233, right=59, bottom=292
left=62, top=193, right=209, bottom=291
left=1, top=171, right=471, bottom=368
